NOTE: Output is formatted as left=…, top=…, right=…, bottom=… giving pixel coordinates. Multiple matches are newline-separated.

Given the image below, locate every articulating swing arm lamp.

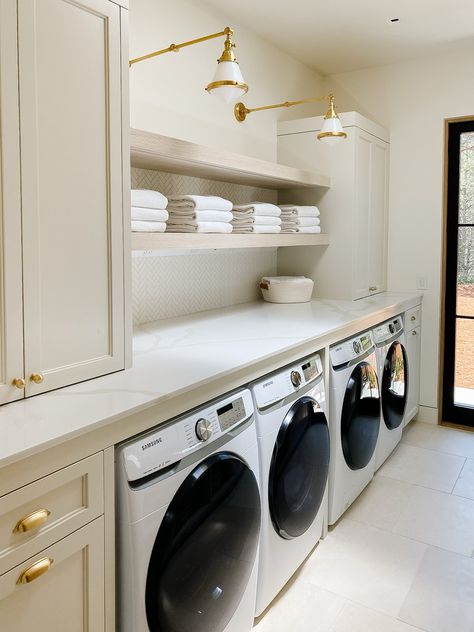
left=129, top=27, right=248, bottom=104
left=234, top=93, right=347, bottom=143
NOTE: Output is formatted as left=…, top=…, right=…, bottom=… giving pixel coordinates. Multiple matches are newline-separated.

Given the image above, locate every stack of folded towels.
left=279, top=205, right=321, bottom=233
left=131, top=189, right=169, bottom=232
left=232, top=203, right=282, bottom=233
left=166, top=195, right=233, bottom=233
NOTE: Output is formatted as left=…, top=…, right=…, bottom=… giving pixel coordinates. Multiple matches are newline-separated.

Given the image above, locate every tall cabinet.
left=0, top=0, right=129, bottom=404
left=277, top=112, right=389, bottom=301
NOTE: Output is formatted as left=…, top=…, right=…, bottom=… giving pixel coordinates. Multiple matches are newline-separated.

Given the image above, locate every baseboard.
left=416, top=405, right=439, bottom=425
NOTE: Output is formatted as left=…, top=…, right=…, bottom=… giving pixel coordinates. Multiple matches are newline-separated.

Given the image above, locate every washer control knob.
left=291, top=370, right=302, bottom=388
left=195, top=418, right=213, bottom=442
left=352, top=340, right=361, bottom=354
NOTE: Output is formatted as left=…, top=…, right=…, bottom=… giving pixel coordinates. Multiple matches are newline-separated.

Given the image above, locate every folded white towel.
left=232, top=215, right=282, bottom=226
left=233, top=203, right=281, bottom=217
left=167, top=195, right=232, bottom=211
left=131, top=207, right=169, bottom=222
left=131, top=189, right=168, bottom=210
left=281, top=217, right=320, bottom=227
left=280, top=227, right=298, bottom=233
left=131, top=221, right=167, bottom=233
left=279, top=205, right=320, bottom=217
left=167, top=209, right=233, bottom=223
left=295, top=226, right=321, bottom=234
left=166, top=221, right=233, bottom=234
left=232, top=225, right=281, bottom=234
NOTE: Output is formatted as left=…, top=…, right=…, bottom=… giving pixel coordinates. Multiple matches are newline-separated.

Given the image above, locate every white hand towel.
left=232, top=225, right=281, bottom=234
left=233, top=203, right=281, bottom=217
left=131, top=207, right=169, bottom=222
left=131, top=189, right=168, bottom=210
left=295, top=226, right=321, bottom=234
left=232, top=215, right=282, bottom=226
left=280, top=227, right=298, bottom=233
left=279, top=205, right=320, bottom=217
left=167, top=195, right=232, bottom=211
left=131, top=221, right=167, bottom=233
left=282, top=217, right=320, bottom=227
left=166, top=221, right=233, bottom=233
left=167, top=210, right=233, bottom=222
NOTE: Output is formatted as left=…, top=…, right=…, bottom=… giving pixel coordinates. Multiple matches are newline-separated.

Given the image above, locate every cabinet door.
left=368, top=137, right=389, bottom=294
left=352, top=130, right=372, bottom=299
left=0, top=517, right=104, bottom=632
left=0, top=1, right=25, bottom=404
left=18, top=0, right=125, bottom=396
left=404, top=326, right=421, bottom=426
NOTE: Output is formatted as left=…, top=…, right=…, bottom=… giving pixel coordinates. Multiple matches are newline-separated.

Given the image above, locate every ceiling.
left=202, top=0, right=474, bottom=74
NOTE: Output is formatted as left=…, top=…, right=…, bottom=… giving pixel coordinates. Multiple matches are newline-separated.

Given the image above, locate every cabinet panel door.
left=404, top=326, right=421, bottom=426
left=352, top=130, right=372, bottom=299
left=0, top=1, right=25, bottom=404
left=18, top=0, right=125, bottom=396
left=0, top=517, right=104, bottom=632
left=368, top=138, right=389, bottom=294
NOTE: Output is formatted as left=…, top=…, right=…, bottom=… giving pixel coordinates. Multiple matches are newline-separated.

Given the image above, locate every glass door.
left=442, top=119, right=474, bottom=426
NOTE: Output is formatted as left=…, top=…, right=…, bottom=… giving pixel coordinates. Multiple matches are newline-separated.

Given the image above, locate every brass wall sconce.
left=129, top=27, right=248, bottom=104
left=235, top=93, right=347, bottom=144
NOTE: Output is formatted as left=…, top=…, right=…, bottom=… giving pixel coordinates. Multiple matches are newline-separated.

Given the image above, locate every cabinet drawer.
left=405, top=306, right=422, bottom=331
left=0, top=453, right=103, bottom=574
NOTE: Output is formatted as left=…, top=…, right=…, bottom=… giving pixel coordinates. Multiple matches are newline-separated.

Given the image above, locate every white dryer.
left=250, top=353, right=330, bottom=616
left=115, top=389, right=261, bottom=632
left=328, top=331, right=380, bottom=525
left=373, top=315, right=408, bottom=470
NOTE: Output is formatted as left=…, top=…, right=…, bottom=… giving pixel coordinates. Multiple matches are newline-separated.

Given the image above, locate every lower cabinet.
left=405, top=325, right=421, bottom=425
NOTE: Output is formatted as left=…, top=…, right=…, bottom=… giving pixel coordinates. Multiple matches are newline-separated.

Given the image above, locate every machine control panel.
left=372, top=315, right=404, bottom=345
left=121, top=389, right=254, bottom=482
left=252, top=354, right=323, bottom=409
left=330, top=331, right=375, bottom=368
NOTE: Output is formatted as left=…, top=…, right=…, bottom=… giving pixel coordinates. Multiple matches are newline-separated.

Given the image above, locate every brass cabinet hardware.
left=12, top=377, right=26, bottom=389
left=17, top=557, right=53, bottom=585
left=412, top=330, right=418, bottom=336
left=13, top=508, right=51, bottom=534
left=411, top=315, right=416, bottom=321
left=30, top=373, right=44, bottom=384
left=369, top=286, right=377, bottom=291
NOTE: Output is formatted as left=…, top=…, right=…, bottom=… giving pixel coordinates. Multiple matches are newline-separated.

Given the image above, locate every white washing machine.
left=328, top=331, right=381, bottom=525
left=250, top=353, right=330, bottom=616
left=116, top=389, right=261, bottom=632
left=373, top=315, right=408, bottom=469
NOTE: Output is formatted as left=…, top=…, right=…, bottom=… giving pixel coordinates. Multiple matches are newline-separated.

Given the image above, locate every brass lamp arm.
left=235, top=93, right=335, bottom=122
left=130, top=26, right=234, bottom=68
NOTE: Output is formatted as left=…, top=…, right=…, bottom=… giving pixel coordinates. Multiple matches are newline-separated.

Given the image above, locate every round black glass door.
left=341, top=362, right=380, bottom=470
left=145, top=452, right=261, bottom=632
left=382, top=341, right=408, bottom=430
left=269, top=397, right=330, bottom=540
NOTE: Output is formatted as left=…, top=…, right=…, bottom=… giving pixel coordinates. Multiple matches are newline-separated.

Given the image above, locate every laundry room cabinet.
left=0, top=0, right=130, bottom=404
left=277, top=112, right=389, bottom=301
left=404, top=305, right=422, bottom=425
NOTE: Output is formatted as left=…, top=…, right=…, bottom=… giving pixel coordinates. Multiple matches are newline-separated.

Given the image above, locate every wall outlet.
left=416, top=276, right=428, bottom=290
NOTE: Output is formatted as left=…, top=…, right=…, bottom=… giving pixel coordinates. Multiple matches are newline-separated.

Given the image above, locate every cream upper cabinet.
left=0, top=0, right=128, bottom=404
left=277, top=112, right=389, bottom=301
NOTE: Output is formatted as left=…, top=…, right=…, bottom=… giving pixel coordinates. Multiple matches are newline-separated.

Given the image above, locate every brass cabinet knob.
left=30, top=373, right=44, bottom=384
left=369, top=286, right=377, bottom=292
left=411, top=315, right=416, bottom=321
left=412, top=330, right=417, bottom=336
left=13, top=508, right=51, bottom=534
left=12, top=377, right=26, bottom=389
left=17, top=557, right=53, bottom=585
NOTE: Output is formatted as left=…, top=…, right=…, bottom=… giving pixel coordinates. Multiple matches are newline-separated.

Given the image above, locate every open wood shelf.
left=131, top=232, right=330, bottom=251
left=130, top=129, right=331, bottom=190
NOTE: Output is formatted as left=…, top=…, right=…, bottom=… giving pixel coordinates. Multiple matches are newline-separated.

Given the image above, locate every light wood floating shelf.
left=131, top=232, right=330, bottom=251
left=130, top=129, right=331, bottom=190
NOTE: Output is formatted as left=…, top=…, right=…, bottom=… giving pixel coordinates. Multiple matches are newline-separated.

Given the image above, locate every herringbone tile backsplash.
left=131, top=168, right=278, bottom=324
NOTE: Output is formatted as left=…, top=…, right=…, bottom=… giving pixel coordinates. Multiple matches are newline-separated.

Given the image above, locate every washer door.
left=145, top=452, right=261, bottom=632
left=269, top=397, right=330, bottom=540
left=341, top=362, right=380, bottom=470
left=382, top=341, right=408, bottom=430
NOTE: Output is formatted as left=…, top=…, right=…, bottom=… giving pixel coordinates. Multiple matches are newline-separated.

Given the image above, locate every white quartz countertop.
left=0, top=292, right=422, bottom=469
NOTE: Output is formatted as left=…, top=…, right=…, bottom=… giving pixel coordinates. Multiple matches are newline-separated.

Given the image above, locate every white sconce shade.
left=317, top=95, right=347, bottom=144
left=206, top=60, right=248, bottom=104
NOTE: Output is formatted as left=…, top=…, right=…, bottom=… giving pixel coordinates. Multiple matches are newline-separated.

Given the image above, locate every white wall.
left=129, top=0, right=324, bottom=161
left=325, top=40, right=474, bottom=412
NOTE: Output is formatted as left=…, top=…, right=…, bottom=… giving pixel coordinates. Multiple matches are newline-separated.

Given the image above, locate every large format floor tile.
left=399, top=547, right=474, bottom=632
left=403, top=421, right=474, bottom=459
left=300, top=519, right=426, bottom=617
left=331, top=602, right=424, bottom=632
left=379, top=443, right=465, bottom=492
left=453, top=458, right=474, bottom=500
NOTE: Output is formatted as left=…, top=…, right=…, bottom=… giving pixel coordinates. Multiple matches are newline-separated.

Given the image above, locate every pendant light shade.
left=317, top=95, right=347, bottom=144
left=206, top=32, right=248, bottom=103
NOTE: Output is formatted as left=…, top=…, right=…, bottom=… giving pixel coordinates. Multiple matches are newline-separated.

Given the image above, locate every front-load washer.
left=116, top=388, right=261, bottom=632
left=373, top=315, right=408, bottom=470
left=250, top=353, right=330, bottom=616
left=328, top=331, right=380, bottom=525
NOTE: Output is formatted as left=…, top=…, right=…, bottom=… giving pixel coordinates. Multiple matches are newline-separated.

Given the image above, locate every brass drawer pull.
left=17, top=557, right=53, bottom=585
left=411, top=315, right=416, bottom=321
left=30, top=373, right=44, bottom=384
left=369, top=286, right=377, bottom=292
left=12, top=377, right=26, bottom=389
left=412, top=330, right=417, bottom=336
left=13, top=508, right=51, bottom=534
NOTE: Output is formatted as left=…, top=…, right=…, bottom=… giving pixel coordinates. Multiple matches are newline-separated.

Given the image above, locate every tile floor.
left=254, top=421, right=474, bottom=632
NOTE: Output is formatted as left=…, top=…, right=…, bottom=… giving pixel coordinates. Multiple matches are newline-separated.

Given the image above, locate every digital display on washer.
left=217, top=397, right=246, bottom=431
left=360, top=334, right=372, bottom=351
left=301, top=359, right=317, bottom=381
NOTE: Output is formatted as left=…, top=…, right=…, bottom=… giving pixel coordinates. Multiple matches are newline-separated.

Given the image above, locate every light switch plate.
left=416, top=276, right=427, bottom=290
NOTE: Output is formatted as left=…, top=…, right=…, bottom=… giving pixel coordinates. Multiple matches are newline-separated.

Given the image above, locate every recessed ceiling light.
left=390, top=18, right=399, bottom=22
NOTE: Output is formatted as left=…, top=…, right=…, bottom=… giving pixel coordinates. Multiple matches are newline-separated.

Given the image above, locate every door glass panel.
left=455, top=318, right=474, bottom=408
left=458, top=132, right=474, bottom=224
left=456, top=226, right=474, bottom=317
left=382, top=342, right=408, bottom=429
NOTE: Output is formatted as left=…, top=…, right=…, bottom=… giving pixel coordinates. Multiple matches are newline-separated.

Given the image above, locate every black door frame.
left=441, top=117, right=474, bottom=427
